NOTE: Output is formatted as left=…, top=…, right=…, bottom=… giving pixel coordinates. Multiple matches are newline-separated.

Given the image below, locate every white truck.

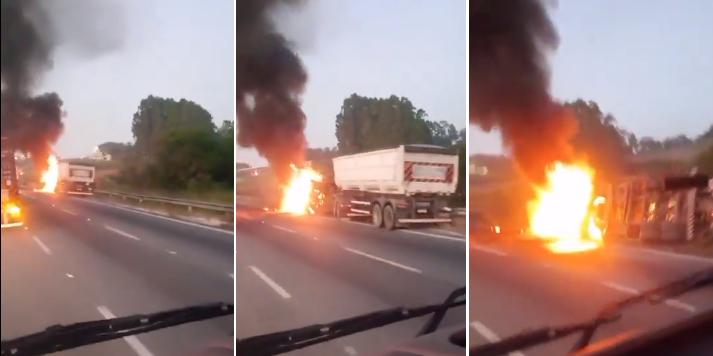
left=332, top=144, right=458, bottom=229
left=58, top=161, right=96, bottom=195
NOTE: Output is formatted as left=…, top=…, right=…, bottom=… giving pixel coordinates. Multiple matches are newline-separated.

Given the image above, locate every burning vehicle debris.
left=470, top=0, right=607, bottom=253
left=234, top=0, right=326, bottom=216
left=1, top=0, right=65, bottom=197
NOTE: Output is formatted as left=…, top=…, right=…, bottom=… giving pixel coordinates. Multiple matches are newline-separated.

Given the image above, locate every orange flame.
left=279, top=164, right=322, bottom=215
left=36, top=155, right=59, bottom=194
left=527, top=162, right=603, bottom=253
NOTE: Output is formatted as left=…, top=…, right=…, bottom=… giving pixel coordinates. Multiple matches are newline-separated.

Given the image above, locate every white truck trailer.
left=58, top=161, right=96, bottom=195
left=332, top=144, right=458, bottom=229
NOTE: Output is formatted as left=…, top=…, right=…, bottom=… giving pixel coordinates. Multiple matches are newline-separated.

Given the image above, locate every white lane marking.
left=228, top=273, right=234, bottom=279
left=86, top=218, right=92, bottom=222
left=342, top=246, right=422, bottom=274
left=471, top=321, right=525, bottom=356
left=601, top=281, right=639, bottom=294
left=401, top=229, right=465, bottom=242
left=471, top=245, right=508, bottom=257
left=617, top=245, right=713, bottom=265
left=430, top=228, right=466, bottom=238
left=312, top=236, right=319, bottom=241
left=74, top=198, right=233, bottom=235
left=65, top=273, right=75, bottom=278
left=61, top=208, right=78, bottom=216
left=602, top=281, right=696, bottom=313
left=272, top=225, right=297, bottom=234
left=344, top=346, right=358, bottom=355
left=104, top=225, right=141, bottom=241
left=32, top=236, right=52, bottom=255
left=664, top=299, right=697, bottom=313
left=165, top=249, right=178, bottom=255
left=96, top=306, right=154, bottom=356
left=249, top=265, right=291, bottom=299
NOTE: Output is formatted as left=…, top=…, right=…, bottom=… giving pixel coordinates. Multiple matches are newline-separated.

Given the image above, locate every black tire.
left=372, top=203, right=383, bottom=227
left=383, top=205, right=396, bottom=230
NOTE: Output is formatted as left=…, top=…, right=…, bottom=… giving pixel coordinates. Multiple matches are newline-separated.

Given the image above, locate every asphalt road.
left=1, top=191, right=234, bottom=356
left=236, top=211, right=467, bottom=355
left=469, top=234, right=713, bottom=355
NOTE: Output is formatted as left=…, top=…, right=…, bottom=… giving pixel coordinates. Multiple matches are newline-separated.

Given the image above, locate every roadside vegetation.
left=98, top=96, right=233, bottom=203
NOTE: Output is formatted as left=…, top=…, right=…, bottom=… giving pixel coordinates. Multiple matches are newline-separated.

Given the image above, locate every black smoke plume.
left=236, top=0, right=308, bottom=182
left=1, top=0, right=63, bottom=169
left=470, top=0, right=577, bottom=184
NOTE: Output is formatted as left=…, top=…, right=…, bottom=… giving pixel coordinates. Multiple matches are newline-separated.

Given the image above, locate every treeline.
left=99, top=96, right=233, bottom=191
left=554, top=99, right=713, bottom=177
left=307, top=94, right=466, bottom=205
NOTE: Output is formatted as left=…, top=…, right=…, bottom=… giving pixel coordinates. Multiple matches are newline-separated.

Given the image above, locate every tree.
left=150, top=129, right=231, bottom=190
left=131, top=96, right=216, bottom=158
left=217, top=120, right=234, bottom=138
left=97, top=141, right=132, bottom=161
left=696, top=143, right=713, bottom=175
left=335, top=94, right=432, bottom=154
left=565, top=99, right=633, bottom=179
left=427, top=120, right=460, bottom=147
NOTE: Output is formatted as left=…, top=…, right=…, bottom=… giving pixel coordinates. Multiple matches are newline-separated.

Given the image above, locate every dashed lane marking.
left=249, top=265, right=291, bottom=299
left=104, top=225, right=141, bottom=241
left=96, top=306, right=154, bottom=356
left=32, top=236, right=52, bottom=255
left=471, top=321, right=526, bottom=356
left=342, top=246, right=422, bottom=274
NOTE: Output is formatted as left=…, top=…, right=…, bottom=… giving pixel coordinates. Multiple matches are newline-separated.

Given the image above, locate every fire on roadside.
left=279, top=164, right=323, bottom=215
left=36, top=154, right=59, bottom=194
left=527, top=161, right=604, bottom=253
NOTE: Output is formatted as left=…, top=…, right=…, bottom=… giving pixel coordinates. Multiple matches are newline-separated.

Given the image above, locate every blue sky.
left=38, top=0, right=234, bottom=158
left=237, top=0, right=467, bottom=166
left=471, top=0, right=713, bottom=154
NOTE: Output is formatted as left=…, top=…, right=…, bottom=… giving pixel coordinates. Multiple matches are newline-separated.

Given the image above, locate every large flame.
left=37, top=154, right=59, bottom=193
left=279, top=164, right=322, bottom=215
left=527, top=162, right=603, bottom=253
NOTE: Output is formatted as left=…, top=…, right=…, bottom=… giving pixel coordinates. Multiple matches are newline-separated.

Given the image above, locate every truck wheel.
left=372, top=203, right=383, bottom=228
left=383, top=205, right=396, bottom=230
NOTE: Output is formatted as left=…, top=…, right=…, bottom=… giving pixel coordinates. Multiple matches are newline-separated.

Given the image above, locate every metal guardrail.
left=95, top=190, right=233, bottom=214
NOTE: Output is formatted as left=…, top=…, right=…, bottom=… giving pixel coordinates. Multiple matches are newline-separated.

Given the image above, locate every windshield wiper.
left=237, top=286, right=466, bottom=355
left=1, top=302, right=233, bottom=356
left=470, top=266, right=713, bottom=356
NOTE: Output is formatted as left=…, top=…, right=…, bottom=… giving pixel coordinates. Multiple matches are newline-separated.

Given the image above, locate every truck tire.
left=372, top=203, right=384, bottom=228
left=383, top=205, right=396, bottom=230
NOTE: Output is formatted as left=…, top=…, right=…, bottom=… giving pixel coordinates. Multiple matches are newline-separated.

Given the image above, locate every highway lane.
left=469, top=235, right=713, bottom=355
left=236, top=211, right=467, bottom=355
left=1, top=192, right=234, bottom=356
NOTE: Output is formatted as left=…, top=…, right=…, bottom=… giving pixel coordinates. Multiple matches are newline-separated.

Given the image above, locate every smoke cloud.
left=236, top=0, right=308, bottom=182
left=469, top=0, right=577, bottom=183
left=1, top=0, right=63, bottom=169
left=1, top=0, right=124, bottom=169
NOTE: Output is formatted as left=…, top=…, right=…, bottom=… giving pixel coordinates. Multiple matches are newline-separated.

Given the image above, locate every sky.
left=471, top=0, right=713, bottom=154
left=237, top=0, right=467, bottom=166
left=36, top=0, right=234, bottom=158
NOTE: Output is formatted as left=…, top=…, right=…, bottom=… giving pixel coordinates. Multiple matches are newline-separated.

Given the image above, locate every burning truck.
left=236, top=144, right=460, bottom=230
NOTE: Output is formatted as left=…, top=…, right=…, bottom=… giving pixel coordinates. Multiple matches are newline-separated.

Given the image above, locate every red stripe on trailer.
left=404, top=161, right=455, bottom=183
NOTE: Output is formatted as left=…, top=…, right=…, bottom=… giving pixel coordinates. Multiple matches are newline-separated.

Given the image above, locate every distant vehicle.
left=58, top=161, right=96, bottom=195
left=332, top=144, right=458, bottom=229
left=1, top=137, right=23, bottom=228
